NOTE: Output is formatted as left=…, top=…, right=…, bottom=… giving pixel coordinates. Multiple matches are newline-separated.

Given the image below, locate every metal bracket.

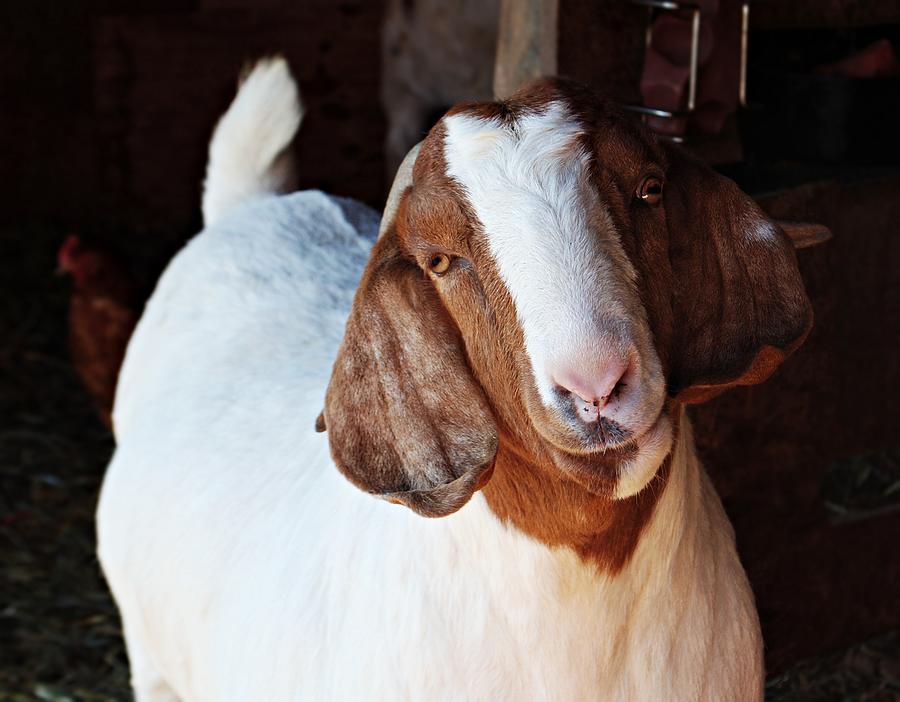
left=624, top=0, right=750, bottom=138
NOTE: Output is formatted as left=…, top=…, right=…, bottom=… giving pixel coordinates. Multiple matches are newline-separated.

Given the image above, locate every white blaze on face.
left=442, top=103, right=649, bottom=405
left=443, top=101, right=671, bottom=497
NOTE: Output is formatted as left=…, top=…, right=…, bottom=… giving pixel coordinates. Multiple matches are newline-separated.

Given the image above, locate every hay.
left=0, top=224, right=128, bottom=700
left=767, top=630, right=900, bottom=701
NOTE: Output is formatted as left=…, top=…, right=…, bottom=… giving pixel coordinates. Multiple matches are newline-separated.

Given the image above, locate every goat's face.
left=324, top=79, right=826, bottom=517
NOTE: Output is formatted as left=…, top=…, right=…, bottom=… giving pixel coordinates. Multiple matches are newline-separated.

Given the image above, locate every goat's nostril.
left=551, top=360, right=628, bottom=407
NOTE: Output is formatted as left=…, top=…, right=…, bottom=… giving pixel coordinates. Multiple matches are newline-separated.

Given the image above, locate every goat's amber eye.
left=638, top=176, right=664, bottom=205
left=429, top=253, right=452, bottom=275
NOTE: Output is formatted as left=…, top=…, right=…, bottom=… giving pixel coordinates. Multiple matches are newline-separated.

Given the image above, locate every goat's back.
left=112, top=191, right=376, bottom=439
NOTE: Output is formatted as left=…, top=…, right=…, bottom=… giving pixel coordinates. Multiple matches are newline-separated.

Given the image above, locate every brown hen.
left=57, top=234, right=139, bottom=429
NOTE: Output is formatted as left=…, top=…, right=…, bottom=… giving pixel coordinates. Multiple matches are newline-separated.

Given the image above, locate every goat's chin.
left=612, top=411, right=674, bottom=499
left=544, top=410, right=674, bottom=499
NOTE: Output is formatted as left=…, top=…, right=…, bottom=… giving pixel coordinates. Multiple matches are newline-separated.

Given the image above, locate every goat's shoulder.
left=160, top=190, right=377, bottom=309
left=113, top=190, right=378, bottom=438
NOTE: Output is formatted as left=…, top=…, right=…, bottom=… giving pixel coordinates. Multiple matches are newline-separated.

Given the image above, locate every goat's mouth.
left=542, top=409, right=673, bottom=497
left=570, top=416, right=634, bottom=450
left=541, top=400, right=660, bottom=454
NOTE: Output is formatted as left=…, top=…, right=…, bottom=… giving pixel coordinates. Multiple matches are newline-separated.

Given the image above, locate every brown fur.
left=484, top=415, right=676, bottom=574
left=324, top=77, right=820, bottom=571
left=323, top=225, right=498, bottom=518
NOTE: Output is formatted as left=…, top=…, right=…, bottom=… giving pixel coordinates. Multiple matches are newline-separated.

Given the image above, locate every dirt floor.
left=1, top=224, right=127, bottom=699
left=1, top=223, right=898, bottom=701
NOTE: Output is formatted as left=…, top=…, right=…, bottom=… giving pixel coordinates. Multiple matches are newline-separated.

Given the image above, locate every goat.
left=97, top=57, right=828, bottom=701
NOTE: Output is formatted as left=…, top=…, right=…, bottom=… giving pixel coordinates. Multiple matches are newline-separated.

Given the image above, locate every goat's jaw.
left=537, top=407, right=674, bottom=499
left=612, top=411, right=674, bottom=499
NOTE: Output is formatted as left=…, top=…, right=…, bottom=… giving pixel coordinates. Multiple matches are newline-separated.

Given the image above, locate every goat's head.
left=323, top=79, right=828, bottom=517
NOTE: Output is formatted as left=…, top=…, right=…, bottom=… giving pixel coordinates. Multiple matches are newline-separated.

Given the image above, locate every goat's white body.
left=98, top=191, right=763, bottom=702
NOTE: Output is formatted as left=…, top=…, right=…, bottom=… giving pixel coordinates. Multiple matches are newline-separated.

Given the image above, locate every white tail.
left=202, top=56, right=303, bottom=227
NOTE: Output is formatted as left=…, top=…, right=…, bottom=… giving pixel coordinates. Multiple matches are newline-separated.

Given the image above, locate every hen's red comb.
left=57, top=234, right=82, bottom=272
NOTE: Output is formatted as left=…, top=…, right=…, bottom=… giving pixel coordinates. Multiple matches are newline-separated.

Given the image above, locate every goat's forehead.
left=441, top=101, right=587, bottom=187
left=439, top=100, right=601, bottom=256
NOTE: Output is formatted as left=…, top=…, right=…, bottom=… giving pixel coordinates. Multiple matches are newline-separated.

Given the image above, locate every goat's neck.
left=481, top=407, right=706, bottom=575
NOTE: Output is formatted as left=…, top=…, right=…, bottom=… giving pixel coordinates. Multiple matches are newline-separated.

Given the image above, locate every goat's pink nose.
left=551, top=357, right=629, bottom=408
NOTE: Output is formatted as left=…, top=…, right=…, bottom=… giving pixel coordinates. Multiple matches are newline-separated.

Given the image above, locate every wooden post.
left=494, top=0, right=646, bottom=102
left=493, top=0, right=559, bottom=99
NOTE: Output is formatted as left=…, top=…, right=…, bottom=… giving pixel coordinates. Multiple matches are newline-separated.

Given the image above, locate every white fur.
left=98, top=61, right=764, bottom=702
left=202, top=57, right=303, bottom=228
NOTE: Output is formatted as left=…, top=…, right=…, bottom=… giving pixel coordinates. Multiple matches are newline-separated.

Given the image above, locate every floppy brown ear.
left=322, top=226, right=498, bottom=518
left=663, top=146, right=815, bottom=404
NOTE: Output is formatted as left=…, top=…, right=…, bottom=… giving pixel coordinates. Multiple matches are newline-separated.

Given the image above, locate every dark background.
left=0, top=1, right=386, bottom=256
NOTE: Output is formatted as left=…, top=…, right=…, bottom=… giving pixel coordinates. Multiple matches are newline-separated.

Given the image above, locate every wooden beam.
left=493, top=0, right=558, bottom=99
